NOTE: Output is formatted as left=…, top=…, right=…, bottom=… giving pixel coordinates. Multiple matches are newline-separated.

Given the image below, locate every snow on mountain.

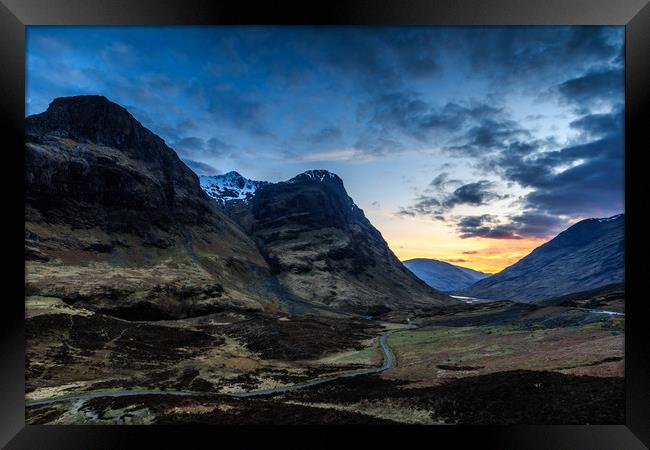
left=199, top=171, right=269, bottom=204
left=291, top=169, right=340, bottom=183
left=201, top=169, right=351, bottom=206
left=597, top=214, right=624, bottom=223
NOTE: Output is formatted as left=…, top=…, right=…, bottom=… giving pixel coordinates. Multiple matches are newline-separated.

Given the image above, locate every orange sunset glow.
left=392, top=237, right=547, bottom=274
left=369, top=209, right=550, bottom=274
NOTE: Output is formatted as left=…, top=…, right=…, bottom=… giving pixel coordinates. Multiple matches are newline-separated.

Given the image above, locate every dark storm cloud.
left=411, top=104, right=624, bottom=240
left=458, top=215, right=494, bottom=229
left=523, top=138, right=624, bottom=217
left=456, top=214, right=521, bottom=239
left=356, top=33, right=621, bottom=159
left=508, top=212, right=568, bottom=237
left=469, top=107, right=624, bottom=235
left=182, top=159, right=221, bottom=176
left=446, top=118, right=531, bottom=157
left=397, top=196, right=441, bottom=217
left=428, top=172, right=462, bottom=191
left=302, top=26, right=621, bottom=94
left=357, top=87, right=535, bottom=159
left=458, top=27, right=622, bottom=86
left=362, top=93, right=466, bottom=137
left=494, top=110, right=624, bottom=218
left=357, top=92, right=507, bottom=153
left=569, top=110, right=623, bottom=138
left=398, top=180, right=505, bottom=218
left=446, top=181, right=505, bottom=208
left=554, top=68, right=623, bottom=113
left=391, top=54, right=622, bottom=238
left=456, top=212, right=568, bottom=240
left=311, top=28, right=442, bottom=90
left=562, top=27, right=622, bottom=61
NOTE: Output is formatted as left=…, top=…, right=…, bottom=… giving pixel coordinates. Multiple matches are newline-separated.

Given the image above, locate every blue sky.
left=26, top=26, right=625, bottom=272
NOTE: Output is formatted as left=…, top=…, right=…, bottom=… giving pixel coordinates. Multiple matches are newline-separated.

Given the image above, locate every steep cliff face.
left=25, top=95, right=288, bottom=319
left=459, top=214, right=625, bottom=302
left=25, top=95, right=212, bottom=231
left=204, top=169, right=451, bottom=314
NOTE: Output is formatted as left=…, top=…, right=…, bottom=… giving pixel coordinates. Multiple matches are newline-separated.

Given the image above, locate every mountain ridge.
left=402, top=258, right=489, bottom=292
left=200, top=171, right=270, bottom=205
left=200, top=169, right=451, bottom=313
left=459, top=214, right=625, bottom=302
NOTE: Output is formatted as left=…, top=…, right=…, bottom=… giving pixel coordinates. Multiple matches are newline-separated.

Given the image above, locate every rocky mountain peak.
left=25, top=95, right=165, bottom=157
left=25, top=95, right=217, bottom=228
left=289, top=169, right=342, bottom=185
left=537, top=213, right=625, bottom=254
left=200, top=171, right=269, bottom=204
left=220, top=171, right=247, bottom=184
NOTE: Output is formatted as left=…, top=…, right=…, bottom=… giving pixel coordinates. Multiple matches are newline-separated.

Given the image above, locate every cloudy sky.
left=26, top=26, right=625, bottom=273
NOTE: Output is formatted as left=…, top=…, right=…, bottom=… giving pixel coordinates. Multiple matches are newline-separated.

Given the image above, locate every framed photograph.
left=1, top=0, right=648, bottom=448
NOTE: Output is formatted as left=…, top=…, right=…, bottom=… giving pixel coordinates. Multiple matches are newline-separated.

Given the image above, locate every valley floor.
left=25, top=296, right=625, bottom=425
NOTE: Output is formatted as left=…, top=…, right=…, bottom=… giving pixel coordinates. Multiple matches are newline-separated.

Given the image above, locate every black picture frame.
left=1, top=0, right=648, bottom=448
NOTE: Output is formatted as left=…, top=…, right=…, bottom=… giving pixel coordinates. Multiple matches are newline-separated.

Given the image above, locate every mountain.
left=459, top=214, right=625, bottom=302
left=200, top=171, right=269, bottom=205
left=25, top=95, right=290, bottom=319
left=402, top=259, right=489, bottom=292
left=535, top=282, right=624, bottom=311
left=201, top=169, right=451, bottom=314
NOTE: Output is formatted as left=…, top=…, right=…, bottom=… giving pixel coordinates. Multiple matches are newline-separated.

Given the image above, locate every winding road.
left=27, top=302, right=625, bottom=410
left=26, top=328, right=402, bottom=408
left=27, top=304, right=624, bottom=410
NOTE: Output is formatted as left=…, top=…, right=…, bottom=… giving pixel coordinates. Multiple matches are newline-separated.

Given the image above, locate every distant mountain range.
left=200, top=170, right=449, bottom=313
left=459, top=214, right=624, bottom=302
left=402, top=259, right=489, bottom=292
